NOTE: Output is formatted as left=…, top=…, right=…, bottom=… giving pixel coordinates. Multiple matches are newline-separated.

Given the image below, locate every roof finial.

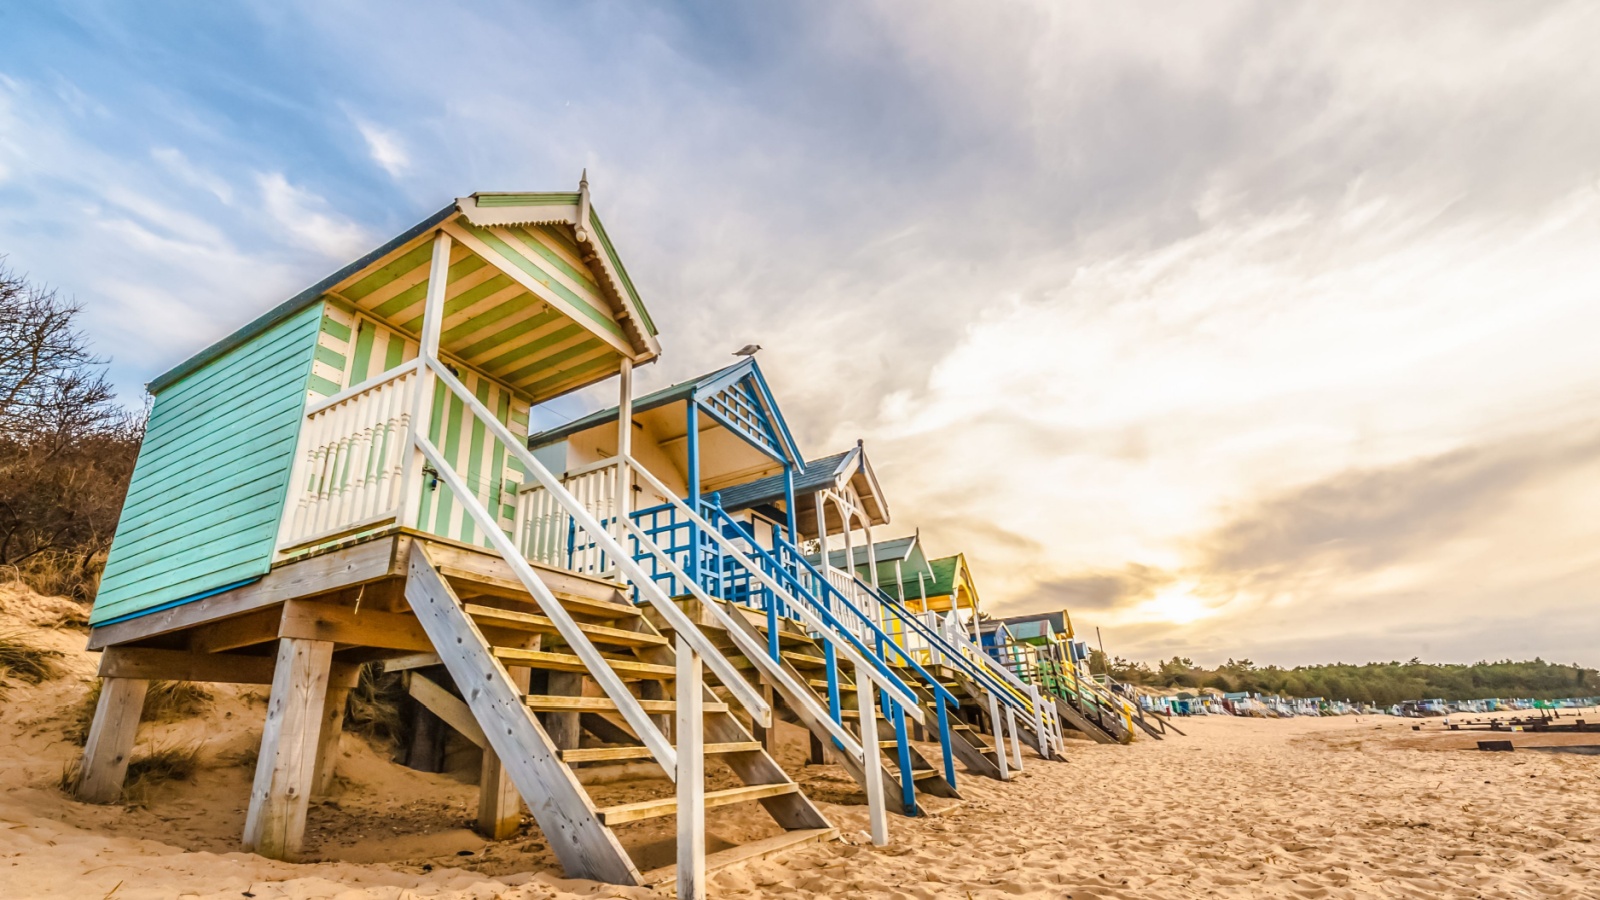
left=575, top=168, right=592, bottom=244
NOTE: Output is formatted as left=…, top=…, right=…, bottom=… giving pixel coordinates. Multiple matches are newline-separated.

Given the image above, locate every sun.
left=1136, top=585, right=1217, bottom=625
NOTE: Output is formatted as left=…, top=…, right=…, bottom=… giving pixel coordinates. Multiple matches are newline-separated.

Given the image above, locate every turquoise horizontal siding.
left=91, top=302, right=323, bottom=625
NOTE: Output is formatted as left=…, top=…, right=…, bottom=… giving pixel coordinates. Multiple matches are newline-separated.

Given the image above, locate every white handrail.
left=625, top=457, right=925, bottom=717
left=423, top=358, right=772, bottom=726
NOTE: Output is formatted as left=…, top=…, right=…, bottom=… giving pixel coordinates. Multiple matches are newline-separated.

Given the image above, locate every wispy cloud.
left=354, top=119, right=409, bottom=177
left=256, top=171, right=371, bottom=258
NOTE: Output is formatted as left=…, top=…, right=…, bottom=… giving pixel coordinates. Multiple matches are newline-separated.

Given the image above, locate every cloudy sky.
left=3, top=2, right=1597, bottom=667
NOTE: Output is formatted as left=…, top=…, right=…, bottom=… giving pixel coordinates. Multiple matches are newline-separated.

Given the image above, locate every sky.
left=2, top=2, right=1598, bottom=668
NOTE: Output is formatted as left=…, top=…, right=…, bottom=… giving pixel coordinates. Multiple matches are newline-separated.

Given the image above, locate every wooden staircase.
left=649, top=595, right=963, bottom=815
left=401, top=543, right=836, bottom=886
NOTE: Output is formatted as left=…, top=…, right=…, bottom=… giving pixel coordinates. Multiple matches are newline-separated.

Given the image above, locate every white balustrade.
left=516, top=457, right=619, bottom=576
left=278, top=363, right=419, bottom=551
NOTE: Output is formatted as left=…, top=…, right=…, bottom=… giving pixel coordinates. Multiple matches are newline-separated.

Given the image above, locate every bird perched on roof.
left=734, top=344, right=762, bottom=357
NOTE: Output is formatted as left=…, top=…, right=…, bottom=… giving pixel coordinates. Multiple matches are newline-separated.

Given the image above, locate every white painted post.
left=988, top=693, right=1010, bottom=781
left=1029, top=684, right=1050, bottom=758
left=398, top=231, right=452, bottom=529
left=615, top=357, right=634, bottom=574
left=856, top=664, right=888, bottom=846
left=676, top=633, right=706, bottom=900
left=1006, top=705, right=1024, bottom=772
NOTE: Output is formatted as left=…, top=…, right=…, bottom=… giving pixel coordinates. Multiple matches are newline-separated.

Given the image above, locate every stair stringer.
left=1052, top=695, right=1119, bottom=745
left=403, top=543, right=642, bottom=886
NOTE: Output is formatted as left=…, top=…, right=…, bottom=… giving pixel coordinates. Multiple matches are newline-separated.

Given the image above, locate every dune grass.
left=0, top=630, right=65, bottom=696
left=61, top=741, right=204, bottom=805
left=66, top=679, right=214, bottom=745
left=343, top=661, right=407, bottom=749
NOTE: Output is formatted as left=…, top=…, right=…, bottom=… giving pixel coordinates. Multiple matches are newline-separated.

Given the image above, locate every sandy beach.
left=2, top=587, right=1596, bottom=899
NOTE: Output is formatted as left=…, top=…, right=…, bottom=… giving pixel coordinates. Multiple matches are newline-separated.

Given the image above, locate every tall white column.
left=399, top=230, right=452, bottom=530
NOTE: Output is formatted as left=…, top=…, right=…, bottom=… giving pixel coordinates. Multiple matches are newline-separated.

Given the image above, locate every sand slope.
left=2, top=586, right=1595, bottom=898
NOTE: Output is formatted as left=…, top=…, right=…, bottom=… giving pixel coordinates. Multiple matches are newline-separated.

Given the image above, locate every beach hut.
left=75, top=185, right=851, bottom=892
left=527, top=364, right=982, bottom=813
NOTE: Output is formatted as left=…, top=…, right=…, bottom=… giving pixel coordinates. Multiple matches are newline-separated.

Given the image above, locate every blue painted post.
left=824, top=641, right=842, bottom=729
left=936, top=699, right=957, bottom=787
left=891, top=697, right=916, bottom=815
left=686, top=399, right=701, bottom=590
left=782, top=464, right=798, bottom=545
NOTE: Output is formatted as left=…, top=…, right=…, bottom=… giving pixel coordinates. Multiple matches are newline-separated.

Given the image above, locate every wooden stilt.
left=312, top=686, right=349, bottom=796
left=75, top=677, right=149, bottom=804
left=808, top=731, right=825, bottom=765
left=243, top=637, right=334, bottom=861
left=477, top=666, right=531, bottom=840
left=676, top=634, right=706, bottom=900
left=753, top=684, right=776, bottom=752
left=545, top=672, right=584, bottom=750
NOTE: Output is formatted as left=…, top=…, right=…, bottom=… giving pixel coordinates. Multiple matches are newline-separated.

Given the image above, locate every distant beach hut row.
left=70, top=182, right=1104, bottom=897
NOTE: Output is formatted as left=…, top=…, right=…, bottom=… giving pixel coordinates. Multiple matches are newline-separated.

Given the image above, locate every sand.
left=2, top=586, right=1596, bottom=898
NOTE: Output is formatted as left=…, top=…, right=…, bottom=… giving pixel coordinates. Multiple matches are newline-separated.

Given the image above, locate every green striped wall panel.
left=91, top=302, right=323, bottom=625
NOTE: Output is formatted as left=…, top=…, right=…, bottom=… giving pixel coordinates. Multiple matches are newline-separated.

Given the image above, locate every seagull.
left=734, top=344, right=762, bottom=357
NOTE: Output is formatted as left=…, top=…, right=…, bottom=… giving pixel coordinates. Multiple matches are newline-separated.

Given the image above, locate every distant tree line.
left=1088, top=651, right=1597, bottom=707
left=1, top=258, right=144, bottom=600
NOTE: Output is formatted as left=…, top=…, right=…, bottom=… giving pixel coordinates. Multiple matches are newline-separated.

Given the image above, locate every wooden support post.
left=545, top=672, right=585, bottom=750
left=615, top=357, right=634, bottom=556
left=676, top=634, right=706, bottom=900
left=988, top=693, right=1011, bottom=781
left=753, top=684, right=776, bottom=752
left=244, top=637, right=334, bottom=861
left=75, top=677, right=149, bottom=804
left=857, top=664, right=888, bottom=847
left=312, top=686, right=349, bottom=796
left=478, top=666, right=531, bottom=840
left=808, top=731, right=825, bottom=765
left=399, top=229, right=452, bottom=529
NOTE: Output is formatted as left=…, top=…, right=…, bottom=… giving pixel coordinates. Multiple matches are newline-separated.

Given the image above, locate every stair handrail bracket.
left=421, top=357, right=772, bottom=729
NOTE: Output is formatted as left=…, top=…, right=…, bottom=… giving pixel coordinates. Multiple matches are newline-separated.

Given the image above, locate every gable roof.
left=820, top=533, right=919, bottom=570
left=529, top=357, right=803, bottom=465
left=149, top=184, right=659, bottom=397
left=715, top=441, right=889, bottom=525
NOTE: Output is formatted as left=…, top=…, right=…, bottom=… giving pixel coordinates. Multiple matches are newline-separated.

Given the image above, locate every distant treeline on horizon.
left=1092, top=654, right=1597, bottom=706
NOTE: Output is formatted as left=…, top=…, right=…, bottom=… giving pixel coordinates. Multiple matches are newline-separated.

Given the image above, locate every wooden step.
left=639, top=827, right=839, bottom=886
left=523, top=695, right=729, bottom=714
left=597, top=783, right=800, bottom=825
left=781, top=650, right=827, bottom=668
left=440, top=565, right=640, bottom=619
left=808, top=679, right=856, bottom=693
left=560, top=741, right=762, bottom=763
left=492, top=647, right=674, bottom=679
left=465, top=604, right=667, bottom=648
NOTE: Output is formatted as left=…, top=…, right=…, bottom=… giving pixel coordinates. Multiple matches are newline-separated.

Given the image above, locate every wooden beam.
left=598, top=783, right=798, bottom=826
left=187, top=606, right=285, bottom=654
left=408, top=672, right=487, bottom=747
left=75, top=677, right=149, bottom=804
left=97, top=646, right=359, bottom=689
left=491, top=647, right=673, bottom=679
left=402, top=542, right=641, bottom=885
left=279, top=599, right=433, bottom=652
left=87, top=538, right=396, bottom=650
left=243, top=637, right=334, bottom=861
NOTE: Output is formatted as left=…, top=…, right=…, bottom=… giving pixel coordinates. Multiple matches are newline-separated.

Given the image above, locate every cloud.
left=256, top=171, right=372, bottom=259
left=354, top=119, right=409, bottom=177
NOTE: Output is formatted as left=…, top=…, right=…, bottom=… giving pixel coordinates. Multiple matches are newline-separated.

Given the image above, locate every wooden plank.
left=187, top=606, right=285, bottom=653
left=543, top=671, right=585, bottom=751
left=559, top=742, right=760, bottom=763
left=75, top=677, right=149, bottom=804
left=243, top=638, right=334, bottom=861
left=407, top=673, right=487, bottom=748
left=492, top=647, right=673, bottom=679
left=524, top=695, right=728, bottom=714
left=87, top=537, right=397, bottom=650
left=380, top=652, right=442, bottom=673
left=466, top=604, right=666, bottom=647
left=640, top=828, right=838, bottom=886
left=597, top=783, right=798, bottom=826
left=858, top=667, right=889, bottom=846
left=97, top=646, right=359, bottom=688
left=429, top=545, right=632, bottom=610
left=676, top=633, right=706, bottom=900
left=279, top=600, right=433, bottom=653
left=402, top=543, right=642, bottom=885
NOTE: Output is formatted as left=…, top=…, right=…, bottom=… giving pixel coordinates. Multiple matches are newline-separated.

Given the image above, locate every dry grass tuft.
left=343, top=661, right=406, bottom=749
left=60, top=741, right=204, bottom=805
left=0, top=630, right=66, bottom=694
left=66, top=679, right=215, bottom=745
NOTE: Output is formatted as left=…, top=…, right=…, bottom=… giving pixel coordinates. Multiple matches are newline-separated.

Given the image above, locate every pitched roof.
left=820, top=534, right=919, bottom=570
left=714, top=441, right=889, bottom=526
left=528, top=357, right=802, bottom=464
left=149, top=187, right=660, bottom=395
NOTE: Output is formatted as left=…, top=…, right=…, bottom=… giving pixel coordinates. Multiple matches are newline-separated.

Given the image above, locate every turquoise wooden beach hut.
left=75, top=182, right=858, bottom=896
